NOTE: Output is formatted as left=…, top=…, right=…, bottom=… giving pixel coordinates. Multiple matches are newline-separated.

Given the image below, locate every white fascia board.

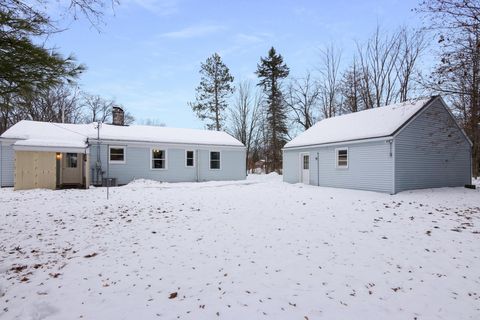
left=282, top=136, right=394, bottom=151
left=13, top=145, right=89, bottom=154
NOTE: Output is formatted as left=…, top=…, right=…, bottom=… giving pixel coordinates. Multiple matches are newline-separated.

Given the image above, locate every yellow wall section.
left=14, top=151, right=56, bottom=190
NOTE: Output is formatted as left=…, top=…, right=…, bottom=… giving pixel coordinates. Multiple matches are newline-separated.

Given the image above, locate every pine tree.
left=189, top=53, right=234, bottom=131
left=256, top=47, right=290, bottom=173
left=0, top=0, right=93, bottom=133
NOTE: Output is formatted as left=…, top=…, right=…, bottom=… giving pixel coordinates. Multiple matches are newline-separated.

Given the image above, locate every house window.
left=151, top=149, right=166, bottom=169
left=66, top=153, right=77, bottom=168
left=186, top=150, right=195, bottom=167
left=336, top=148, right=348, bottom=168
left=210, top=151, right=221, bottom=169
left=109, top=147, right=125, bottom=163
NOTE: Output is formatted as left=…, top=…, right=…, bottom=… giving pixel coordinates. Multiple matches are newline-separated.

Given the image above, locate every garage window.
left=186, top=150, right=195, bottom=167
left=336, top=148, right=348, bottom=168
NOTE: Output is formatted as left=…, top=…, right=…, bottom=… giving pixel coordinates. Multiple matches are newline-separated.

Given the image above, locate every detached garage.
left=283, top=96, right=472, bottom=194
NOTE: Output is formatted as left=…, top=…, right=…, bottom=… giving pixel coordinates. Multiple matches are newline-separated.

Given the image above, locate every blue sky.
left=49, top=0, right=424, bottom=128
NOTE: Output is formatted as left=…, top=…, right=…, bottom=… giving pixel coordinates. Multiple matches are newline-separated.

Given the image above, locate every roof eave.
left=88, top=137, right=246, bottom=149
left=283, top=135, right=394, bottom=150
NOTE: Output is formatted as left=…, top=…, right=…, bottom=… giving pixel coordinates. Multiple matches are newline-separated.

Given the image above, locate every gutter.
left=283, top=135, right=394, bottom=151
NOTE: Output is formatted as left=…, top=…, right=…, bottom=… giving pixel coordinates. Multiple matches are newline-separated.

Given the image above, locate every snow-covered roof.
left=1, top=120, right=244, bottom=148
left=284, top=97, right=434, bottom=149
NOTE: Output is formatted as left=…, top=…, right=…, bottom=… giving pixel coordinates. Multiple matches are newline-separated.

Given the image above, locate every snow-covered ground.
left=1, top=174, right=479, bottom=320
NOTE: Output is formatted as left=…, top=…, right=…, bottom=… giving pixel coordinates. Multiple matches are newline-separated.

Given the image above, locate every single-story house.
left=0, top=110, right=246, bottom=190
left=282, top=96, right=472, bottom=194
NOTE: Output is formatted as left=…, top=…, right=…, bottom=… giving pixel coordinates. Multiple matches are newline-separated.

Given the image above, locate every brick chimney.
left=112, top=106, right=125, bottom=126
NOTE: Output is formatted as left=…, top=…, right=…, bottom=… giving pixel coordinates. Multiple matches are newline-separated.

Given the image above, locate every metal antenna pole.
left=106, top=143, right=110, bottom=200
left=95, top=121, right=101, bottom=186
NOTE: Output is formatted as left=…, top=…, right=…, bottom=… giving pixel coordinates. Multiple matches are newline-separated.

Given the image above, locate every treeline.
left=190, top=1, right=480, bottom=176
left=0, top=0, right=132, bottom=133
left=2, top=0, right=478, bottom=176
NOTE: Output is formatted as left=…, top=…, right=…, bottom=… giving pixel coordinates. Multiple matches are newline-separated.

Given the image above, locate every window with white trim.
left=186, top=150, right=195, bottom=167
left=151, top=149, right=166, bottom=169
left=210, top=151, right=221, bottom=169
left=336, top=148, right=348, bottom=168
left=109, top=147, right=125, bottom=163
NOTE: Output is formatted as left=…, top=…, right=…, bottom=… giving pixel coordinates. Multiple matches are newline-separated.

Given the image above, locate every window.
left=109, top=147, right=125, bottom=163
left=186, top=150, right=195, bottom=167
left=210, top=151, right=221, bottom=170
left=303, top=154, right=309, bottom=170
left=151, top=149, right=166, bottom=169
left=336, top=148, right=348, bottom=168
left=66, top=153, right=77, bottom=168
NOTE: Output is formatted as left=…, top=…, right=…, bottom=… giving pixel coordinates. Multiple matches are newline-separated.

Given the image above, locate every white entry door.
left=61, top=153, right=83, bottom=185
left=300, top=153, right=310, bottom=184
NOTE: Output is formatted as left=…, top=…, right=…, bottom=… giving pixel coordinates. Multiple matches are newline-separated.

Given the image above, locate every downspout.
left=389, top=139, right=395, bottom=195
left=470, top=145, right=473, bottom=185
left=317, top=152, right=320, bottom=186
left=85, top=139, right=89, bottom=188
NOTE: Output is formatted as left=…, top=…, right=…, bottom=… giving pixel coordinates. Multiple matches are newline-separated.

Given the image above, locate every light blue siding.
left=0, top=143, right=14, bottom=187
left=89, top=143, right=246, bottom=185
left=282, top=150, right=301, bottom=183
left=283, top=140, right=394, bottom=193
left=394, top=99, right=471, bottom=193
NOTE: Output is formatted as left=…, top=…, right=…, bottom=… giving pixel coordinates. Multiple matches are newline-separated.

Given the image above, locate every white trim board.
left=13, top=145, right=89, bottom=154
left=283, top=136, right=393, bottom=151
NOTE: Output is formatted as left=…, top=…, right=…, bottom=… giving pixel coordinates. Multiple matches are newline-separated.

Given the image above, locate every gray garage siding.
left=89, top=143, right=246, bottom=185
left=394, top=99, right=471, bottom=193
left=283, top=139, right=394, bottom=193
left=0, top=143, right=14, bottom=187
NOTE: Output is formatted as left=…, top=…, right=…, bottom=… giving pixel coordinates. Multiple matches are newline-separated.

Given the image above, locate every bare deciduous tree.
left=318, top=45, right=342, bottom=118
left=396, top=27, right=427, bottom=102
left=81, top=93, right=113, bottom=123
left=357, top=26, right=402, bottom=108
left=21, top=85, right=83, bottom=123
left=339, top=57, right=363, bottom=113
left=229, top=81, right=262, bottom=171
left=286, top=72, right=320, bottom=130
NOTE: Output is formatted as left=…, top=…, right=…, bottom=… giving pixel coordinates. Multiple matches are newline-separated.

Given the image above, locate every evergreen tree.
left=256, top=47, right=290, bottom=173
left=0, top=0, right=92, bottom=133
left=189, top=53, right=234, bottom=131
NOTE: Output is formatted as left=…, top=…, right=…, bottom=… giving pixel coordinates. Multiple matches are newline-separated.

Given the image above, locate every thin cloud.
left=124, top=0, right=180, bottom=16
left=219, top=32, right=273, bottom=57
left=160, top=25, right=225, bottom=39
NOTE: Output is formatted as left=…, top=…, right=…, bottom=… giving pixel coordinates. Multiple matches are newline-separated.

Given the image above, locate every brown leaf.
left=84, top=253, right=98, bottom=258
left=169, top=292, right=178, bottom=299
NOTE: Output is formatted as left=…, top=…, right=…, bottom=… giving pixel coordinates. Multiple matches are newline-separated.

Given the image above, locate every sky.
left=48, top=0, right=425, bottom=129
